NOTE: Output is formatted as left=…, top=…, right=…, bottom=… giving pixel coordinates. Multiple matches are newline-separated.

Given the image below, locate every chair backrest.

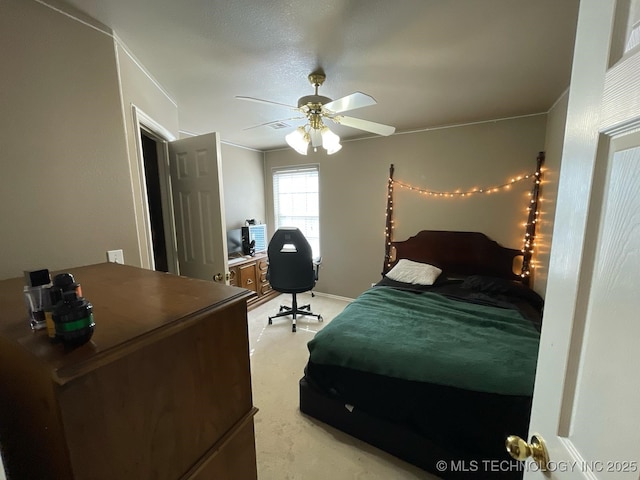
left=267, top=228, right=316, bottom=293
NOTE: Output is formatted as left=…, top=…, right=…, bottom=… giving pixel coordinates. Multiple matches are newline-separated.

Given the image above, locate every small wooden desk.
left=228, top=252, right=279, bottom=309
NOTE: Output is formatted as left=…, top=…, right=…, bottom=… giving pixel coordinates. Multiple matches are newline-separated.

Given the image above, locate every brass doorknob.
left=213, top=272, right=232, bottom=282
left=506, top=433, right=549, bottom=471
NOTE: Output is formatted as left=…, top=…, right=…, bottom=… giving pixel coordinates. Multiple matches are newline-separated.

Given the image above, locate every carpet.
left=248, top=292, right=440, bottom=480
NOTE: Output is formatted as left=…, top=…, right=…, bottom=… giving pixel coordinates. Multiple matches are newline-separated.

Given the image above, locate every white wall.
left=0, top=0, right=138, bottom=279
left=0, top=0, right=564, bottom=301
left=533, top=91, right=569, bottom=295
left=0, top=0, right=267, bottom=280
left=221, top=144, right=266, bottom=229
left=265, top=114, right=548, bottom=299
left=116, top=41, right=180, bottom=269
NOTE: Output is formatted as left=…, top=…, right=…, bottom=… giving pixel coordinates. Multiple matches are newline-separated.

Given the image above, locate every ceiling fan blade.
left=332, top=115, right=396, bottom=136
left=242, top=116, right=305, bottom=131
left=323, top=92, right=377, bottom=113
left=235, top=95, right=298, bottom=110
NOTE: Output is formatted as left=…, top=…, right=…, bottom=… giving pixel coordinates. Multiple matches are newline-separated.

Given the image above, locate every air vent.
left=269, top=122, right=290, bottom=130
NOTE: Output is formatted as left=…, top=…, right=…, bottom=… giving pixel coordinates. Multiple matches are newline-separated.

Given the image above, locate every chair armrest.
left=313, top=256, right=321, bottom=281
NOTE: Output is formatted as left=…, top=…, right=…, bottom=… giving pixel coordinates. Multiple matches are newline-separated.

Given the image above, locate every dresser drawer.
left=239, top=264, right=257, bottom=292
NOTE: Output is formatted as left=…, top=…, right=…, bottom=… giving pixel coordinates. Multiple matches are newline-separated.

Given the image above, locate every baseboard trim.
left=310, top=291, right=354, bottom=303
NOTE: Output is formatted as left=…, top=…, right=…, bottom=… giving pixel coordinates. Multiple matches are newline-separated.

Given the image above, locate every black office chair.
left=267, top=227, right=323, bottom=332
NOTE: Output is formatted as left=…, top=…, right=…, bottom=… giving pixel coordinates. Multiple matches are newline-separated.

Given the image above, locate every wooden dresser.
left=0, top=263, right=257, bottom=480
left=228, top=252, right=279, bottom=309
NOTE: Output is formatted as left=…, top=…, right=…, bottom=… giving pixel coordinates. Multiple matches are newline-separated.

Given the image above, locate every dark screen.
left=227, top=228, right=243, bottom=256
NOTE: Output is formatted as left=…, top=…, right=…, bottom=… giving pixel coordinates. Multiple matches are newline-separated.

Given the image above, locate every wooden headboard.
left=388, top=230, right=525, bottom=284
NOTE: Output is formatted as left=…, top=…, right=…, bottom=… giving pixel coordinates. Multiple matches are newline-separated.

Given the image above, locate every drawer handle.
left=246, top=279, right=253, bottom=285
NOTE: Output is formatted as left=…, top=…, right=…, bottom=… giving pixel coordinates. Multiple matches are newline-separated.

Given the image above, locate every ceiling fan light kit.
left=238, top=71, right=395, bottom=155
left=285, top=127, right=311, bottom=155
left=320, top=127, right=341, bottom=154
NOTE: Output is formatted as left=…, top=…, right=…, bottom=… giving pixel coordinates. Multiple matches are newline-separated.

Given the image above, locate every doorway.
left=140, top=130, right=169, bottom=272
left=132, top=107, right=228, bottom=281
left=131, top=106, right=179, bottom=275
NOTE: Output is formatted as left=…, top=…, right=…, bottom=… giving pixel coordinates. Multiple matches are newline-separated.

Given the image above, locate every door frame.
left=131, top=104, right=179, bottom=274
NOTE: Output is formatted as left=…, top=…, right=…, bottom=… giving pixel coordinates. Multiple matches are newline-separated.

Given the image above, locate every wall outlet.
left=107, top=249, right=124, bottom=264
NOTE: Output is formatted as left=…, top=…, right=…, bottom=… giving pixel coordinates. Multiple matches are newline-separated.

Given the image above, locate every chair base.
left=268, top=292, right=323, bottom=332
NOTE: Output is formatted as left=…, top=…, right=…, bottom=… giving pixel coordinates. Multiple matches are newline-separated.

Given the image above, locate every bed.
left=299, top=230, right=543, bottom=479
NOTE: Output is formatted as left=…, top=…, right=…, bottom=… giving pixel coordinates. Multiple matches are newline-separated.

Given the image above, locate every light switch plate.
left=107, top=249, right=124, bottom=264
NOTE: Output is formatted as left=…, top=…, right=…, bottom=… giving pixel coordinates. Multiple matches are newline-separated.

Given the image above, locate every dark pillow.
left=376, top=273, right=460, bottom=292
left=461, top=275, right=544, bottom=311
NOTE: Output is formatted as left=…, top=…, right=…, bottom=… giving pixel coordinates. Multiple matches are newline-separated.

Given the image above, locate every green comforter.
left=307, top=287, right=540, bottom=396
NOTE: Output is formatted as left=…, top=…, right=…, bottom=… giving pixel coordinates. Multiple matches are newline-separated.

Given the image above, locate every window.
left=272, top=165, right=320, bottom=257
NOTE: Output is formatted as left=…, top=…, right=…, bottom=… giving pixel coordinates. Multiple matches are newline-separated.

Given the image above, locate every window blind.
left=272, top=165, right=320, bottom=257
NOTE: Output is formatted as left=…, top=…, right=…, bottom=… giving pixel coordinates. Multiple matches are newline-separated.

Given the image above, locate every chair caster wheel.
left=318, top=315, right=323, bottom=322
left=292, top=325, right=296, bottom=332
left=279, top=306, right=285, bottom=312
left=268, top=318, right=272, bottom=325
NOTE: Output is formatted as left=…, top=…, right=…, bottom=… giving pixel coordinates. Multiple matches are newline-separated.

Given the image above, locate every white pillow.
left=386, top=259, right=442, bottom=285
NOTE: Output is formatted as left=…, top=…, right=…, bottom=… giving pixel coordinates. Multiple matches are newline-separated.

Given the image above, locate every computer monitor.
left=226, top=228, right=243, bottom=258
left=243, top=224, right=268, bottom=253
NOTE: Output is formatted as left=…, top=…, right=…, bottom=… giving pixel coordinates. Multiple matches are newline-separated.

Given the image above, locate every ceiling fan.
left=236, top=71, right=396, bottom=155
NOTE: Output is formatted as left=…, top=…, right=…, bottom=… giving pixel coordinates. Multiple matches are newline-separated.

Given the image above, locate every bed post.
left=521, top=152, right=545, bottom=284
left=383, top=164, right=395, bottom=276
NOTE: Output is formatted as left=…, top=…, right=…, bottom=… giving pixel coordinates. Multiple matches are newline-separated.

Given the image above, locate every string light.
left=392, top=172, right=534, bottom=197
left=382, top=152, right=545, bottom=284
left=383, top=166, right=396, bottom=272
left=519, top=153, right=545, bottom=281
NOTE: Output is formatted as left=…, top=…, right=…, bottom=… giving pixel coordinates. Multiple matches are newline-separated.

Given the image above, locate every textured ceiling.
left=60, top=0, right=580, bottom=151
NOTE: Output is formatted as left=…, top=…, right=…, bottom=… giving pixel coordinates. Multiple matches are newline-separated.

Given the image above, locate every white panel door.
left=519, top=1, right=640, bottom=478
left=168, top=132, right=229, bottom=283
